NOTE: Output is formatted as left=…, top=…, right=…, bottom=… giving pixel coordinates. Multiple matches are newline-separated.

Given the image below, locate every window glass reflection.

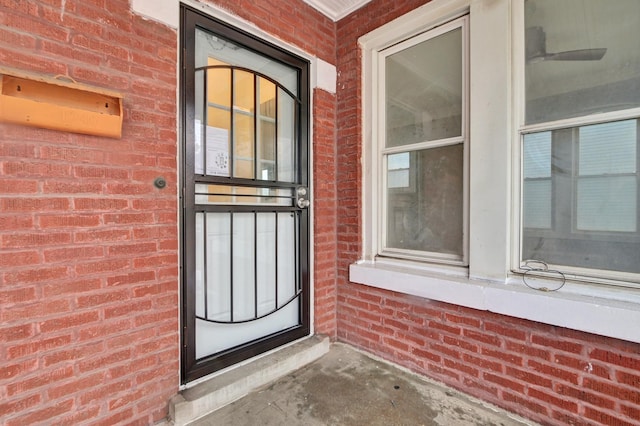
left=525, top=0, right=640, bottom=124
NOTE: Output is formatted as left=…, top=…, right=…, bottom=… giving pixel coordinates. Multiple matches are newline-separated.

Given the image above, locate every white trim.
left=131, top=0, right=179, bottom=28
left=519, top=107, right=640, bottom=135
left=315, top=57, right=337, bottom=94
left=359, top=0, right=475, bottom=267
left=509, top=0, right=525, bottom=280
left=350, top=261, right=640, bottom=344
left=132, top=1, right=310, bottom=55
left=133, top=0, right=370, bottom=25
left=364, top=5, right=471, bottom=267
left=467, top=0, right=513, bottom=282
left=130, top=0, right=337, bottom=94
left=358, top=0, right=469, bottom=50
left=381, top=136, right=465, bottom=155
left=354, top=0, right=640, bottom=344
left=376, top=41, right=386, bottom=257
left=361, top=36, right=378, bottom=262
left=303, top=0, right=372, bottom=21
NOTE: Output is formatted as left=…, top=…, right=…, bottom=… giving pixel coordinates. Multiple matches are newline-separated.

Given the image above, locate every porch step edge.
left=169, top=335, right=330, bottom=426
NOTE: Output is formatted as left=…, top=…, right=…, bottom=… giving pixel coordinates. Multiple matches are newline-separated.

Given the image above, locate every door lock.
left=296, top=186, right=310, bottom=209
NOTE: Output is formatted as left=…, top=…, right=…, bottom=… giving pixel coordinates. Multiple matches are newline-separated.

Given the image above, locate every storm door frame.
left=180, top=4, right=311, bottom=384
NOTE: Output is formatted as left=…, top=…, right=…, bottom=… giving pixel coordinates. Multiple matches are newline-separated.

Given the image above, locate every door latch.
left=295, top=186, right=310, bottom=209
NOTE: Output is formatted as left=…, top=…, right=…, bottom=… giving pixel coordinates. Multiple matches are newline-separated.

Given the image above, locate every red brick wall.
left=337, top=285, right=640, bottom=425
left=313, top=88, right=338, bottom=337
left=0, top=1, right=180, bottom=424
left=0, top=0, right=338, bottom=424
left=201, top=0, right=336, bottom=65
left=335, top=1, right=640, bottom=425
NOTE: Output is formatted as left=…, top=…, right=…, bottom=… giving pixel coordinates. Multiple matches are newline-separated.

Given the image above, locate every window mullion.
left=381, top=136, right=465, bottom=156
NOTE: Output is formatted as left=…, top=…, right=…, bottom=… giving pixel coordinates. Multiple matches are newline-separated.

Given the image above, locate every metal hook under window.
left=521, top=259, right=566, bottom=292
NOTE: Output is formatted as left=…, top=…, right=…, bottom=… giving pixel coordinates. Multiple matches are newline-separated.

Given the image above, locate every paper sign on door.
left=195, top=119, right=230, bottom=176
left=206, top=126, right=229, bottom=176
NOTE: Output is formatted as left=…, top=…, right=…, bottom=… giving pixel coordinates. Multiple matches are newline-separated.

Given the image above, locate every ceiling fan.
left=525, top=26, right=607, bottom=63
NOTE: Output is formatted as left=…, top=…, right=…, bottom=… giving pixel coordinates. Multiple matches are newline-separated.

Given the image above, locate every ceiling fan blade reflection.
left=546, top=48, right=607, bottom=61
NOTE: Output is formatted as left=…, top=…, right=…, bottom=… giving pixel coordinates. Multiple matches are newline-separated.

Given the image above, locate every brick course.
left=2, top=0, right=637, bottom=425
left=0, top=0, right=178, bottom=423
left=336, top=283, right=640, bottom=425
left=0, top=0, right=336, bottom=423
left=335, top=1, right=640, bottom=425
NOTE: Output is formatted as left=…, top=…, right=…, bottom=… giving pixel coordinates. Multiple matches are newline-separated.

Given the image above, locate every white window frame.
left=377, top=16, right=470, bottom=266
left=352, top=0, right=640, bottom=345
left=509, top=0, right=640, bottom=288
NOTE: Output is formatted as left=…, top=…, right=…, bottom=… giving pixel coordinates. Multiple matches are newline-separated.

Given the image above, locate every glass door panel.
left=233, top=113, right=255, bottom=179
left=256, top=213, right=276, bottom=317
left=258, top=77, right=277, bottom=181
left=182, top=7, right=309, bottom=383
left=194, top=211, right=300, bottom=358
left=277, top=90, right=296, bottom=183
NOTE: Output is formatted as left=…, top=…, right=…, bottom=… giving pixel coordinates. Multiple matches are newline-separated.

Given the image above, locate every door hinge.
left=183, top=326, right=188, bottom=348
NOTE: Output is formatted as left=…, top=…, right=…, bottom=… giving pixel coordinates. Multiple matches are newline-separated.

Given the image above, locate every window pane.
left=277, top=89, right=296, bottom=183
left=234, top=70, right=254, bottom=113
left=579, top=121, right=636, bottom=175
left=259, top=77, right=276, bottom=118
left=523, top=180, right=552, bottom=229
left=523, top=132, right=551, bottom=178
left=196, top=29, right=298, bottom=96
left=523, top=133, right=552, bottom=229
left=232, top=213, right=255, bottom=322
left=277, top=212, right=298, bottom=305
left=525, top=0, right=640, bottom=124
left=577, top=176, right=637, bottom=232
left=258, top=120, right=275, bottom=180
left=256, top=213, right=276, bottom=317
left=195, top=184, right=293, bottom=206
left=207, top=66, right=231, bottom=108
left=386, top=27, right=462, bottom=147
left=522, top=120, right=639, bottom=274
left=386, top=144, right=464, bottom=257
left=233, top=113, right=254, bottom=179
left=387, top=152, right=410, bottom=188
left=576, top=120, right=637, bottom=232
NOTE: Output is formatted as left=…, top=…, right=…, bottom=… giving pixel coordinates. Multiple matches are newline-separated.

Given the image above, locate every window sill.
left=349, top=260, right=640, bottom=344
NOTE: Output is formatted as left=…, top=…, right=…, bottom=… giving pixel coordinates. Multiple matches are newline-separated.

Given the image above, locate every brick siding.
left=0, top=0, right=336, bottom=424
left=3, top=0, right=636, bottom=425
left=337, top=284, right=640, bottom=425
left=335, top=1, right=640, bottom=425
left=0, top=0, right=179, bottom=424
left=313, top=88, right=338, bottom=337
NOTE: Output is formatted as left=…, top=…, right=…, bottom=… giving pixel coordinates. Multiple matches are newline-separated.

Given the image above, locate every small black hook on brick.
left=154, top=177, right=167, bottom=189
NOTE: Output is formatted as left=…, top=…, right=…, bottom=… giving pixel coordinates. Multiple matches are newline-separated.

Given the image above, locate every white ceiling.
left=303, top=0, right=372, bottom=21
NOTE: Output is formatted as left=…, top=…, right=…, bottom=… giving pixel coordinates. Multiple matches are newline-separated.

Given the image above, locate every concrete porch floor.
left=186, top=343, right=538, bottom=426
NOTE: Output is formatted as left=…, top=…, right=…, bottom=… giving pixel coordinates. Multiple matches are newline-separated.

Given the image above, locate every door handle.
left=296, top=186, right=310, bottom=209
